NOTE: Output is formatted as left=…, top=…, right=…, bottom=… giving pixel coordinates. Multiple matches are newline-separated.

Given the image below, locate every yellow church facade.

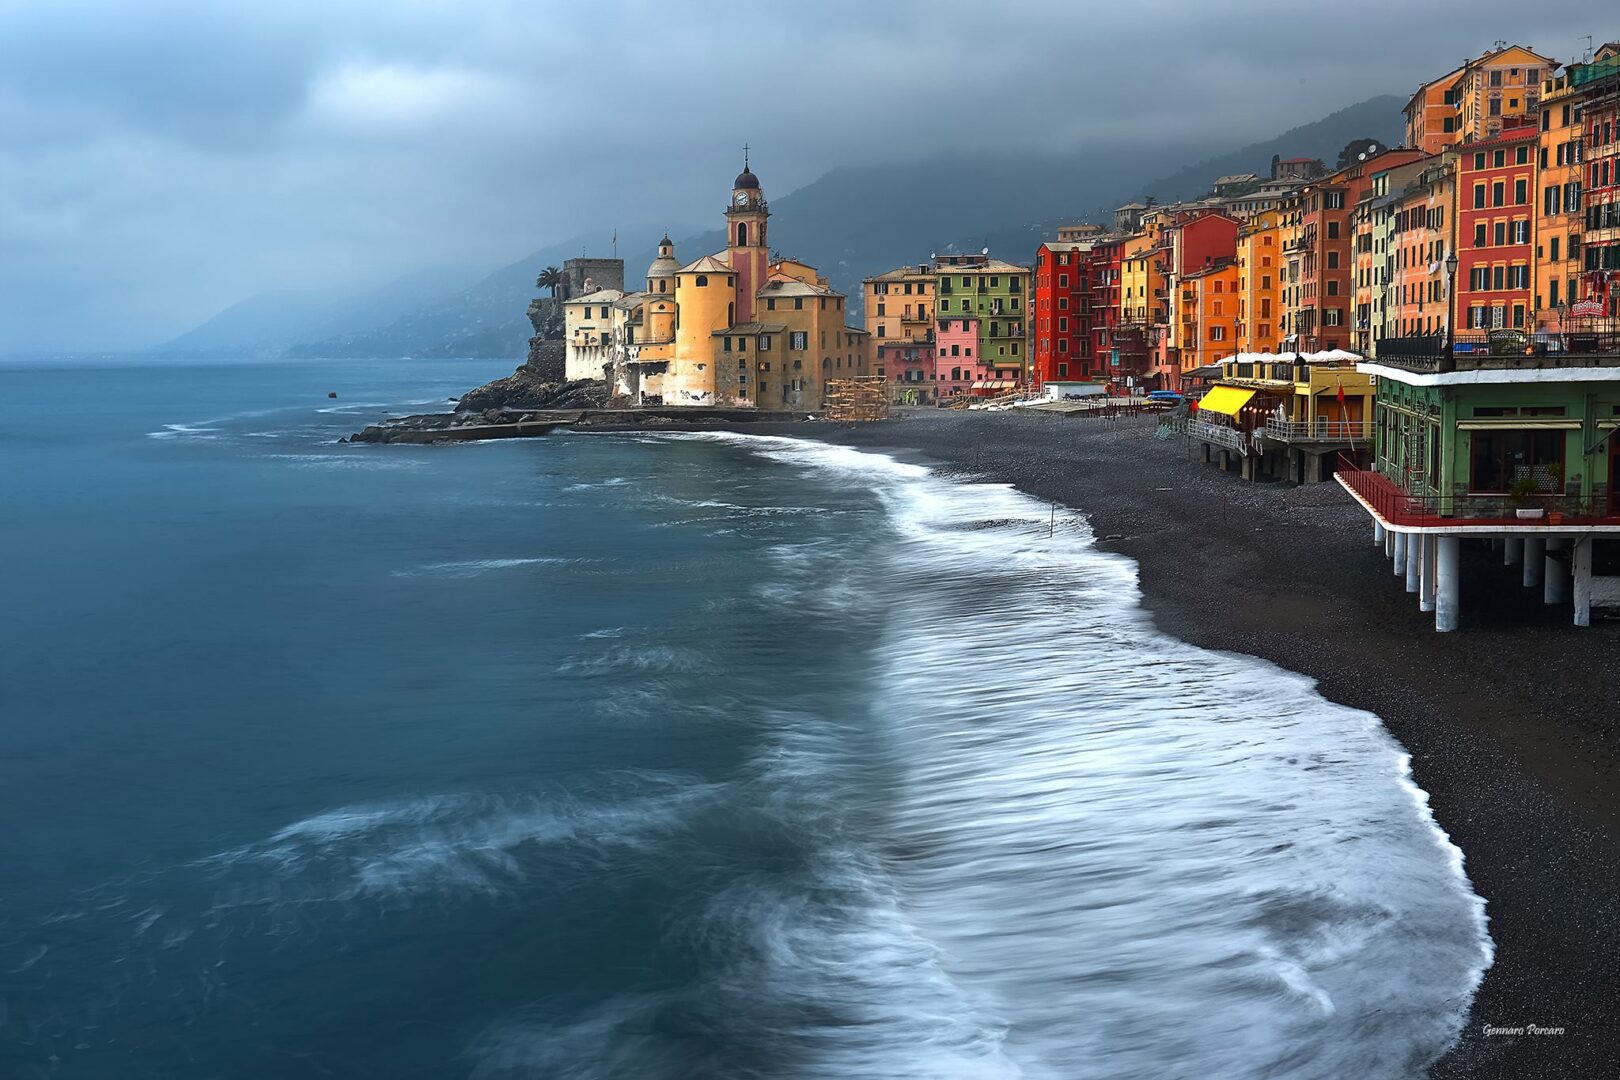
left=614, top=160, right=871, bottom=409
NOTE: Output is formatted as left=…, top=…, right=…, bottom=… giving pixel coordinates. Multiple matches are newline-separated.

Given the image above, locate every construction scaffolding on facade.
left=822, top=377, right=890, bottom=421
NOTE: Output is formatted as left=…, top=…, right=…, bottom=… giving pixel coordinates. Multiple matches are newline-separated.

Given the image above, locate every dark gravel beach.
left=758, top=408, right=1618, bottom=1080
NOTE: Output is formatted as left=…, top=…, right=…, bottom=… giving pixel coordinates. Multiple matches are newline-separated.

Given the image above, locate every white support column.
left=1436, top=536, right=1461, bottom=632
left=1522, top=537, right=1545, bottom=589
left=1392, top=530, right=1407, bottom=576
left=1385, top=528, right=1395, bottom=560
left=1419, top=534, right=1436, bottom=613
left=1405, top=531, right=1421, bottom=593
left=1572, top=535, right=1594, bottom=628
left=1504, top=536, right=1523, bottom=566
left=1544, top=538, right=1569, bottom=605
left=1374, top=520, right=1385, bottom=546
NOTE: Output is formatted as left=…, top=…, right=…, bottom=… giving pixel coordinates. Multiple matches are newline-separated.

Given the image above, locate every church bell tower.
left=726, top=147, right=769, bottom=324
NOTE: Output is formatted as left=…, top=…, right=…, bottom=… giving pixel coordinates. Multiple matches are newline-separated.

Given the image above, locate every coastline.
left=725, top=408, right=1617, bottom=1079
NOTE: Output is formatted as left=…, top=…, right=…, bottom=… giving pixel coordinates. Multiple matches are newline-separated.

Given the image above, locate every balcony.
left=1260, top=419, right=1372, bottom=443
left=1336, top=461, right=1620, bottom=527
left=1373, top=330, right=1620, bottom=373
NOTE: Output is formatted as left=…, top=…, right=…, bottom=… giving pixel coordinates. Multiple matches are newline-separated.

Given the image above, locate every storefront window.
left=1468, top=429, right=1565, bottom=493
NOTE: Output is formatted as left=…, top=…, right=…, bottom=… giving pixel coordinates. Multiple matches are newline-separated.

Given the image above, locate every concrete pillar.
left=1290, top=449, right=1303, bottom=485
left=1219, top=449, right=1230, bottom=472
left=1436, top=535, right=1461, bottom=632
left=1405, top=532, right=1421, bottom=593
left=1522, top=537, right=1545, bottom=589
left=1504, top=537, right=1523, bottom=566
left=1374, top=520, right=1385, bottom=546
left=1201, top=442, right=1211, bottom=464
left=1544, top=538, right=1569, bottom=605
left=1419, top=534, right=1436, bottom=613
left=1241, top=453, right=1254, bottom=481
left=1572, top=536, right=1594, bottom=628
left=1385, top=528, right=1396, bottom=560
left=1392, top=530, right=1407, bottom=576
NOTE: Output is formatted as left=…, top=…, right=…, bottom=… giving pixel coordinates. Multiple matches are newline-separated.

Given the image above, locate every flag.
left=1337, top=381, right=1345, bottom=406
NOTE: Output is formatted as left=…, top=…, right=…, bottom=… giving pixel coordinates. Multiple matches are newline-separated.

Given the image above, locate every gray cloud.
left=1, top=0, right=1613, bottom=352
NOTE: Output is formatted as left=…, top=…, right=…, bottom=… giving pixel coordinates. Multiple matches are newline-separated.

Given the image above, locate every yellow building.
left=863, top=265, right=934, bottom=344
left=563, top=289, right=624, bottom=381
left=1236, top=209, right=1284, bottom=354
left=615, top=158, right=868, bottom=409
left=1535, top=63, right=1584, bottom=329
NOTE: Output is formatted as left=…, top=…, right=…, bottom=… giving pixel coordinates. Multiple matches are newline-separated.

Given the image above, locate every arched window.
left=659, top=280, right=667, bottom=293
left=696, top=275, right=707, bottom=287
left=822, top=357, right=831, bottom=369
left=737, top=224, right=747, bottom=247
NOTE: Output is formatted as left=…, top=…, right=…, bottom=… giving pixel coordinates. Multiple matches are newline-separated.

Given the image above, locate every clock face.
left=734, top=191, right=749, bottom=206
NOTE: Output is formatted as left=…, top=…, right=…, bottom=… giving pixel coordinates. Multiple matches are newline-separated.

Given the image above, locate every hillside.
left=159, top=266, right=477, bottom=357
left=278, top=94, right=1402, bottom=360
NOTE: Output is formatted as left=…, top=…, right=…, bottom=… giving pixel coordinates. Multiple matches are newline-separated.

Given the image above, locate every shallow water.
left=0, top=358, right=1490, bottom=1078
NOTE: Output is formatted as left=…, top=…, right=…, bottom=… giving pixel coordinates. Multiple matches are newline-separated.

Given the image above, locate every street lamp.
left=1441, top=250, right=1459, bottom=373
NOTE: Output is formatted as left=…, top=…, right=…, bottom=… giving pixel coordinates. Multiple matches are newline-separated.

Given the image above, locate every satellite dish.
left=981, top=247, right=989, bottom=256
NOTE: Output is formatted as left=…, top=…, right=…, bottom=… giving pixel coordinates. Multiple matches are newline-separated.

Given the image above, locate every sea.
left=0, top=356, right=1493, bottom=1079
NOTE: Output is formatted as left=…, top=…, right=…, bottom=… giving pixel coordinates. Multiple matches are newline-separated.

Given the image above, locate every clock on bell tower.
left=725, top=147, right=769, bottom=324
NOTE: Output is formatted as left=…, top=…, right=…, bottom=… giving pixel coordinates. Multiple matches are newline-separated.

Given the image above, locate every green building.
left=933, top=254, right=1028, bottom=381
left=1338, top=340, right=1620, bottom=630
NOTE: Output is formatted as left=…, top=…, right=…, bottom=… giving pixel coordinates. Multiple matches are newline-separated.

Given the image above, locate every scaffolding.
left=822, top=377, right=890, bottom=421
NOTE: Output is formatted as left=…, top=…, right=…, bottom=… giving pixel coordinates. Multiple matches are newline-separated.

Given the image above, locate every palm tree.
left=537, top=266, right=563, bottom=297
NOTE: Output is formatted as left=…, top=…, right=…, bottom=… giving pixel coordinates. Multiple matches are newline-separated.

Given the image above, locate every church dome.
left=733, top=168, right=760, bottom=190
left=647, top=237, right=680, bottom=281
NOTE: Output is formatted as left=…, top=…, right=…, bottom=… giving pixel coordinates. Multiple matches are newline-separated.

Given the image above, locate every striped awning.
left=1196, top=386, right=1257, bottom=416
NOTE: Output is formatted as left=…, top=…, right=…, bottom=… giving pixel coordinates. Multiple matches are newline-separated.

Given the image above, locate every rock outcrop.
left=456, top=370, right=613, bottom=413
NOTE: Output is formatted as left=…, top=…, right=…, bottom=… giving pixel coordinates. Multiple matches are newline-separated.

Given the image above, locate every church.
left=588, top=158, right=872, bottom=409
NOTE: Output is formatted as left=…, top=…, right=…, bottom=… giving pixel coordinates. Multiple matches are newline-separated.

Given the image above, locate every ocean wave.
left=393, top=556, right=591, bottom=577
left=651, top=431, right=1493, bottom=1079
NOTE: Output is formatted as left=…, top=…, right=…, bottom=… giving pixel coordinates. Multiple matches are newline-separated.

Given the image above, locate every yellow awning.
left=1196, top=386, right=1257, bottom=416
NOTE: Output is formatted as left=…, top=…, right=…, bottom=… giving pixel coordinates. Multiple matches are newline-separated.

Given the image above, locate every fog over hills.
left=183, top=95, right=1403, bottom=362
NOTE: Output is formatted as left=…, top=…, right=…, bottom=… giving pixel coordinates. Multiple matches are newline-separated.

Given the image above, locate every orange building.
left=1178, top=260, right=1239, bottom=376
left=1388, top=155, right=1457, bottom=339
left=1235, top=209, right=1284, bottom=353
left=1404, top=46, right=1556, bottom=154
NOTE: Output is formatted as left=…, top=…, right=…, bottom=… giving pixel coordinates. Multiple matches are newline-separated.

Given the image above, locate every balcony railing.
left=1373, top=329, right=1620, bottom=372
left=1260, top=419, right=1372, bottom=443
left=1161, top=415, right=1249, bottom=454
left=1336, top=458, right=1620, bottom=526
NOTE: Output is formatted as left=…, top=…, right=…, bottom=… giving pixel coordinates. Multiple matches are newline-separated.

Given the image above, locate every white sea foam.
left=198, top=776, right=716, bottom=907
left=613, top=431, right=1494, bottom=1080
left=393, top=556, right=588, bottom=577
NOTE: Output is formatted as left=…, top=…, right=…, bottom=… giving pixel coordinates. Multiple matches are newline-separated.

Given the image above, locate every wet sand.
left=760, top=408, right=1618, bottom=1080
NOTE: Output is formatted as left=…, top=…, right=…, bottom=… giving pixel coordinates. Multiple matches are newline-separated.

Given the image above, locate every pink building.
left=935, top=316, right=994, bottom=398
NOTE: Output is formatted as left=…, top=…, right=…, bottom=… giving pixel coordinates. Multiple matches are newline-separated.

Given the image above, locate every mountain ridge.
left=194, top=94, right=1405, bottom=361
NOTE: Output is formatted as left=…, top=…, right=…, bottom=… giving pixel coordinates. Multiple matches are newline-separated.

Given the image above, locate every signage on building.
left=1568, top=298, right=1605, bottom=318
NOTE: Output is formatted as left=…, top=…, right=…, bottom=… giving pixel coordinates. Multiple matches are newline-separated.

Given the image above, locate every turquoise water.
left=0, top=358, right=1490, bottom=1078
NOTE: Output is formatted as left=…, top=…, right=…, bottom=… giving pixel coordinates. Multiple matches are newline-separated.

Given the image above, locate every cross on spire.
left=743, top=143, right=749, bottom=170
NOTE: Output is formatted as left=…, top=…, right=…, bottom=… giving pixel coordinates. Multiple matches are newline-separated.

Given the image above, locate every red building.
left=1085, top=237, right=1128, bottom=383
left=1457, top=122, right=1537, bottom=331
left=1032, top=241, right=1095, bottom=389
left=1153, top=210, right=1238, bottom=388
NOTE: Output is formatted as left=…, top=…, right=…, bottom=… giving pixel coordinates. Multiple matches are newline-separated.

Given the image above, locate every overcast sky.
left=1, top=1, right=1612, bottom=353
